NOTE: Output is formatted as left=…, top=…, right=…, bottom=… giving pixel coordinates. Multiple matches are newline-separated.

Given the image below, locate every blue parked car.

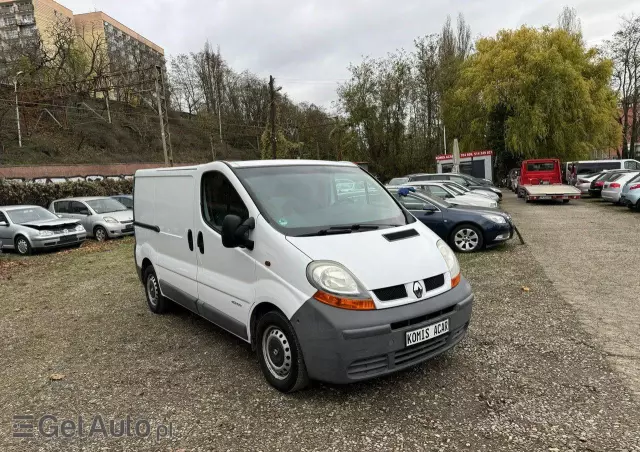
left=392, top=189, right=514, bottom=253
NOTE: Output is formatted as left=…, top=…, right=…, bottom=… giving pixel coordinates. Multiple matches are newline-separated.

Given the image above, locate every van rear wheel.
left=256, top=311, right=308, bottom=393
left=143, top=266, right=169, bottom=314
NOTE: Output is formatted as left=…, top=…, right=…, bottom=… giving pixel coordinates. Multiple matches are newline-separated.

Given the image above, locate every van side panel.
left=136, top=174, right=199, bottom=312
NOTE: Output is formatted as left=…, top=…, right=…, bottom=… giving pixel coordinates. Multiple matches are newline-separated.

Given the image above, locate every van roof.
left=226, top=159, right=357, bottom=168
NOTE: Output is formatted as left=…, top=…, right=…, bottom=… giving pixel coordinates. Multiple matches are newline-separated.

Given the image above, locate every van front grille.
left=373, top=284, right=407, bottom=301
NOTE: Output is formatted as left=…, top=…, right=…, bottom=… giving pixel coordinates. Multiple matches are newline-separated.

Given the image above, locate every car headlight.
left=306, top=261, right=375, bottom=310
left=75, top=224, right=85, bottom=232
left=490, top=202, right=498, bottom=208
left=436, top=240, right=461, bottom=288
left=104, top=217, right=118, bottom=223
left=482, top=214, right=507, bottom=224
left=38, top=230, right=54, bottom=237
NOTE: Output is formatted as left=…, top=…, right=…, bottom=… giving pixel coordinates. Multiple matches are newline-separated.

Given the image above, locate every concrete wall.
left=32, top=0, right=74, bottom=51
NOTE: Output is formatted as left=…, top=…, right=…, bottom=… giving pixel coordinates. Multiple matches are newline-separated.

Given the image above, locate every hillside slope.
left=0, top=96, right=258, bottom=166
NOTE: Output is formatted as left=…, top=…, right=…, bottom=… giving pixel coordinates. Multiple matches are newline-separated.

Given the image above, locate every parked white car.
left=441, top=181, right=500, bottom=202
left=602, top=171, right=640, bottom=204
left=401, top=181, right=498, bottom=209
left=134, top=160, right=474, bottom=392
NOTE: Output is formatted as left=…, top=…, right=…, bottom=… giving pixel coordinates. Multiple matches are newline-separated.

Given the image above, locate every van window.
left=624, top=160, right=640, bottom=170
left=235, top=165, right=408, bottom=236
left=201, top=171, right=249, bottom=232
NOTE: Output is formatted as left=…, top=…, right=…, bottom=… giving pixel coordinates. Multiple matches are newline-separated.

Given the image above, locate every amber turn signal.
left=313, top=291, right=376, bottom=310
left=451, top=273, right=461, bottom=289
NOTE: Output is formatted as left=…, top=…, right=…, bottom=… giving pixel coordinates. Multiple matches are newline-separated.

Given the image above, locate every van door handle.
left=197, top=231, right=204, bottom=254
left=187, top=229, right=193, bottom=251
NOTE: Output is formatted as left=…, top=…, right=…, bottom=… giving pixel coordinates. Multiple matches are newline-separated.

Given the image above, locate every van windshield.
left=235, top=165, right=411, bottom=236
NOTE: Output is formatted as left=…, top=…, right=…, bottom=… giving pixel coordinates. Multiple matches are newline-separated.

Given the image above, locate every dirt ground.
left=0, top=214, right=639, bottom=451
left=504, top=193, right=640, bottom=397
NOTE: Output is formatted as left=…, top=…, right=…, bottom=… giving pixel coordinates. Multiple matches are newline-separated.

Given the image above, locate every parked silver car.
left=620, top=173, right=640, bottom=210
left=111, top=194, right=133, bottom=209
left=49, top=197, right=134, bottom=242
left=0, top=205, right=86, bottom=255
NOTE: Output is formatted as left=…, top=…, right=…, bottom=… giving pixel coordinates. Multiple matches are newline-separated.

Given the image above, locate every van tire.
left=143, top=266, right=169, bottom=314
left=256, top=311, right=309, bottom=393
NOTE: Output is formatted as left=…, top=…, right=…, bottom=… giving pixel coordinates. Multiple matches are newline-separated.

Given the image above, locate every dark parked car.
left=405, top=173, right=502, bottom=200
left=588, top=170, right=632, bottom=198
left=392, top=189, right=513, bottom=253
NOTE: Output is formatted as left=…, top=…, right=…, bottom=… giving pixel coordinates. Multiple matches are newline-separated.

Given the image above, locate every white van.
left=133, top=160, right=473, bottom=392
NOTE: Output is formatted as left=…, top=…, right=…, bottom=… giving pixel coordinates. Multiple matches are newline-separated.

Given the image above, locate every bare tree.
left=607, top=15, right=640, bottom=158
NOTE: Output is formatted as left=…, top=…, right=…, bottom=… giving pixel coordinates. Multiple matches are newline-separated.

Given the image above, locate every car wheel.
left=256, top=311, right=309, bottom=393
left=143, top=266, right=169, bottom=314
left=94, top=226, right=108, bottom=242
left=636, top=200, right=640, bottom=211
left=450, top=225, right=484, bottom=253
left=15, top=235, right=32, bottom=256
left=562, top=199, right=570, bottom=204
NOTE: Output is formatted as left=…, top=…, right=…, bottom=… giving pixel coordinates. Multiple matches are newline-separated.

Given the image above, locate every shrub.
left=0, top=179, right=133, bottom=207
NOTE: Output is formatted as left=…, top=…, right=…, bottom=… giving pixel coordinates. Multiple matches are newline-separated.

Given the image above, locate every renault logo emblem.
left=413, top=281, right=424, bottom=298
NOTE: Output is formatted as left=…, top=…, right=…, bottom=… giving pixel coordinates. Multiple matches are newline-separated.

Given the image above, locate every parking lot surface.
left=1, top=222, right=640, bottom=450
left=505, top=193, right=640, bottom=397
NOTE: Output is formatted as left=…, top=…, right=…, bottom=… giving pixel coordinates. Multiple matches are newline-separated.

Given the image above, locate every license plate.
left=59, top=234, right=76, bottom=243
left=539, top=195, right=551, bottom=200
left=405, top=319, right=450, bottom=347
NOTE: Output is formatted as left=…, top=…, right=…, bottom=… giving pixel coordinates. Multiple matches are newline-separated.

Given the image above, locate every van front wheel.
left=256, top=311, right=309, bottom=393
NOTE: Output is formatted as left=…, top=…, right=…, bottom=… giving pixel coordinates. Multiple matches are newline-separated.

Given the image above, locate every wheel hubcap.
left=17, top=239, right=28, bottom=254
left=96, top=229, right=106, bottom=241
left=146, top=276, right=158, bottom=307
left=262, top=326, right=292, bottom=380
left=454, top=229, right=479, bottom=251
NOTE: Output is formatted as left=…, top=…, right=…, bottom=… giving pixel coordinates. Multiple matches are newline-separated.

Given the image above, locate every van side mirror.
left=222, top=215, right=255, bottom=250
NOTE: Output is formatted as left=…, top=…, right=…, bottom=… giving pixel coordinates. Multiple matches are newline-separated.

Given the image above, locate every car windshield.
left=6, top=207, right=59, bottom=224
left=411, top=191, right=452, bottom=208
left=235, top=165, right=410, bottom=236
left=387, top=177, right=409, bottom=186
left=443, top=183, right=467, bottom=194
left=87, top=198, right=128, bottom=214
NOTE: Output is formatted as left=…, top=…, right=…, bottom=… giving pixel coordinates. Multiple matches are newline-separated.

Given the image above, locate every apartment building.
left=74, top=11, right=164, bottom=73
left=0, top=0, right=164, bottom=79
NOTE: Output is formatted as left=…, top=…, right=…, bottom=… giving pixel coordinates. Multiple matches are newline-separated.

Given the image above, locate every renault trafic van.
left=133, top=160, right=474, bottom=392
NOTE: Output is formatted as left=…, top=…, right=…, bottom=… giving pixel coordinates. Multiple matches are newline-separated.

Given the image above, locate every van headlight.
left=306, top=261, right=375, bottom=310
left=436, top=240, right=461, bottom=288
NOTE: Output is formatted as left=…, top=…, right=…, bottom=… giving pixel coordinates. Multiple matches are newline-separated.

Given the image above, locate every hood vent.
left=382, top=228, right=418, bottom=242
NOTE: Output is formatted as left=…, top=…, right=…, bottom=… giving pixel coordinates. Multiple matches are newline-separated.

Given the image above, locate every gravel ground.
left=1, top=230, right=639, bottom=451
left=504, top=193, right=640, bottom=397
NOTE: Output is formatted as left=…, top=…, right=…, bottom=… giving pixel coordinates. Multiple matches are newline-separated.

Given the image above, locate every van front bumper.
left=292, top=278, right=473, bottom=384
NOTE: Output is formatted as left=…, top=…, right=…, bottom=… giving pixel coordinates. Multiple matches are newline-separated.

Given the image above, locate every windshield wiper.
left=298, top=224, right=379, bottom=237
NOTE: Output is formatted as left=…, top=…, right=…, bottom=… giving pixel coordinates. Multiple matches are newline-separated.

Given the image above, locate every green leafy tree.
left=451, top=26, right=621, bottom=168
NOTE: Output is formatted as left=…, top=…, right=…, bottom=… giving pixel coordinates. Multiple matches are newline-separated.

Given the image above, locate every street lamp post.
left=14, top=71, right=24, bottom=148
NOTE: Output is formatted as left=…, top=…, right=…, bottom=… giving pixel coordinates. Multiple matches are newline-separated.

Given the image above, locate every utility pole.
left=14, top=71, right=24, bottom=148
left=269, top=75, right=277, bottom=159
left=103, top=91, right=112, bottom=124
left=155, top=65, right=174, bottom=167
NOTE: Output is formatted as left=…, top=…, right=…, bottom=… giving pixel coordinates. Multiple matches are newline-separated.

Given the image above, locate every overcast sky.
left=58, top=0, right=640, bottom=110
